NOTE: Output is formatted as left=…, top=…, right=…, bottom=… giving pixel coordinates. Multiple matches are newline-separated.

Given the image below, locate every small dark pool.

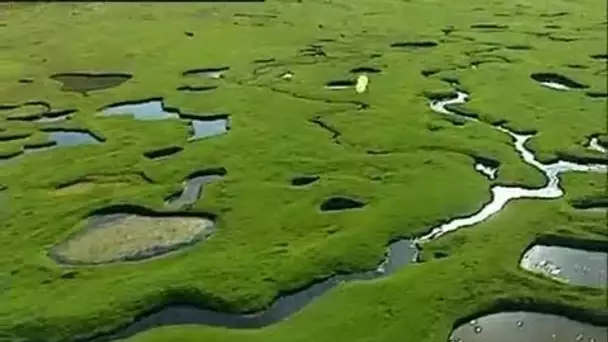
left=50, top=73, right=132, bottom=95
left=320, top=196, right=366, bottom=212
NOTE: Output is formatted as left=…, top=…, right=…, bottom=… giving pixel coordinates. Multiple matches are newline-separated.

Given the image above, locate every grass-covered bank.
left=1, top=0, right=606, bottom=341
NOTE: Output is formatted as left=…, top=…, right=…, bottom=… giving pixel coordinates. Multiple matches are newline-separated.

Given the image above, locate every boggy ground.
left=0, top=0, right=606, bottom=341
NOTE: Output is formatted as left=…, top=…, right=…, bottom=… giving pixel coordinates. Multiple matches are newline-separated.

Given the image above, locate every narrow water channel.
left=418, top=91, right=606, bottom=241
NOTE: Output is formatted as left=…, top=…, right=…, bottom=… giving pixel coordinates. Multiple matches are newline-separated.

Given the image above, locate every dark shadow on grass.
left=291, top=175, right=320, bottom=186
left=470, top=23, right=509, bottom=29
left=88, top=204, right=217, bottom=220
left=390, top=41, right=438, bottom=48
left=569, top=196, right=608, bottom=210
left=176, top=85, right=218, bottom=92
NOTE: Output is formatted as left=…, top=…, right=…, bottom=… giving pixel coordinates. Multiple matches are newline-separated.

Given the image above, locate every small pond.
left=46, top=130, right=102, bottom=147
left=100, top=99, right=179, bottom=120
left=189, top=116, right=229, bottom=140
left=99, top=99, right=229, bottom=140
left=50, top=73, right=132, bottom=95
left=520, top=244, right=607, bottom=288
left=449, top=311, right=607, bottom=342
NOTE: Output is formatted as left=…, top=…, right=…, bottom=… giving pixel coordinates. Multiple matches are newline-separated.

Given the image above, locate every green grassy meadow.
left=0, top=1, right=606, bottom=342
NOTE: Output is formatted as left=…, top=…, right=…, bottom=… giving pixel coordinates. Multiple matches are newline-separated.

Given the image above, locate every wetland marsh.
left=0, top=1, right=606, bottom=342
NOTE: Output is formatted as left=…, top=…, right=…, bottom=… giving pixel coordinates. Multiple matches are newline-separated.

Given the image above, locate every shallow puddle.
left=520, top=245, right=607, bottom=287
left=449, top=311, right=607, bottom=342
left=99, top=99, right=229, bottom=140
left=51, top=209, right=215, bottom=265
left=44, top=129, right=103, bottom=147
left=190, top=117, right=229, bottom=140
left=100, top=99, right=179, bottom=120
left=1, top=129, right=102, bottom=165
left=165, top=168, right=226, bottom=209
left=50, top=73, right=132, bottom=95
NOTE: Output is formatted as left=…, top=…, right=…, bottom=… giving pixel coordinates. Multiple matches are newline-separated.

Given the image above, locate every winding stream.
left=419, top=91, right=606, bottom=241
left=89, top=89, right=607, bottom=342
